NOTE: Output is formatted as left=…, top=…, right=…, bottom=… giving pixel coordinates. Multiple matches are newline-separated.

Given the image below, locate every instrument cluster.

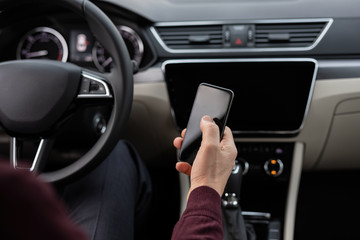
left=16, top=24, right=145, bottom=72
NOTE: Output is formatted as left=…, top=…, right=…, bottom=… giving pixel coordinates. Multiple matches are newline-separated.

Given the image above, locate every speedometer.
left=93, top=25, right=144, bottom=72
left=17, top=27, right=68, bottom=62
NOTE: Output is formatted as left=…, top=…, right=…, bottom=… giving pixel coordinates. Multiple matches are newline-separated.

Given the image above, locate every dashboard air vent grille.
left=155, top=25, right=223, bottom=49
left=255, top=22, right=327, bottom=48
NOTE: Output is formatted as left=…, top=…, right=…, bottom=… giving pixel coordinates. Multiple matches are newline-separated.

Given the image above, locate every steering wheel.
left=0, top=0, right=133, bottom=182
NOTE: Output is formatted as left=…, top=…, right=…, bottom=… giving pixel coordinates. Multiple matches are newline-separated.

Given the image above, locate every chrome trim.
left=162, top=58, right=318, bottom=135
left=10, top=137, right=17, bottom=169
left=242, top=160, right=249, bottom=176
left=233, top=159, right=249, bottom=175
left=11, top=137, right=45, bottom=172
left=222, top=193, right=239, bottom=208
left=318, top=59, right=360, bottom=69
left=78, top=72, right=112, bottom=98
left=16, top=27, right=69, bottom=62
left=118, top=25, right=144, bottom=65
left=151, top=18, right=333, bottom=54
left=284, top=142, right=304, bottom=240
left=32, top=139, right=45, bottom=172
left=242, top=211, right=271, bottom=219
left=92, top=25, right=144, bottom=72
left=232, top=161, right=240, bottom=174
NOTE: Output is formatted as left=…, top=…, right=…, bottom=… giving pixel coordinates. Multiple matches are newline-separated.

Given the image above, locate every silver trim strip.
left=242, top=211, right=271, bottom=219
left=284, top=142, right=304, bottom=240
left=11, top=137, right=45, bottom=172
left=78, top=72, right=112, bottom=98
left=32, top=139, right=45, bottom=172
left=151, top=18, right=333, bottom=54
left=318, top=59, right=360, bottom=69
left=11, top=137, right=17, bottom=169
left=162, top=58, right=318, bottom=135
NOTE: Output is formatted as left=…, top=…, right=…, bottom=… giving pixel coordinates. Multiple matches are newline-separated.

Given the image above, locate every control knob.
left=264, top=159, right=284, bottom=177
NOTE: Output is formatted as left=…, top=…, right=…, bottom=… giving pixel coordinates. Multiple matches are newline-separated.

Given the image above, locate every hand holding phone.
left=179, top=83, right=234, bottom=165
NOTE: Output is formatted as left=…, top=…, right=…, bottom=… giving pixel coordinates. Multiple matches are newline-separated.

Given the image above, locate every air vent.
left=152, top=19, right=332, bottom=52
left=254, top=22, right=327, bottom=48
left=155, top=25, right=223, bottom=49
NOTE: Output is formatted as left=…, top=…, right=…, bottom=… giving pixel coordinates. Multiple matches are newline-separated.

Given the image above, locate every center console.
left=237, top=142, right=294, bottom=240
left=163, top=59, right=316, bottom=240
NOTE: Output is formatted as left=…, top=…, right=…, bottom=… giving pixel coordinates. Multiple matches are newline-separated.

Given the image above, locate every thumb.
left=200, top=115, right=220, bottom=145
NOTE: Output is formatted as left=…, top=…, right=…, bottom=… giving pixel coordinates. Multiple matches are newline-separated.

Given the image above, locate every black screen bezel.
left=164, top=59, right=317, bottom=136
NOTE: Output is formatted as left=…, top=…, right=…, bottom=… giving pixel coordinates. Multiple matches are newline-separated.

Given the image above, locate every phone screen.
left=179, top=83, right=234, bottom=165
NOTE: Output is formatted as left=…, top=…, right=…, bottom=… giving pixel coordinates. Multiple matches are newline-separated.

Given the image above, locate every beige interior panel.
left=299, top=78, right=360, bottom=169
left=123, top=82, right=179, bottom=168
left=128, top=76, right=360, bottom=170
left=335, top=97, right=360, bottom=114
left=317, top=112, right=360, bottom=169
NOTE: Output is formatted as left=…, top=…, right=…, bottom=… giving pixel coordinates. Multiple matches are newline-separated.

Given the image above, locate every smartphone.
left=179, top=83, right=234, bottom=165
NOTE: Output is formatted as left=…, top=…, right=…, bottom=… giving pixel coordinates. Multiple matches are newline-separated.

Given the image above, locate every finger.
left=176, top=162, right=192, bottom=176
left=173, top=137, right=183, bottom=149
left=220, top=126, right=237, bottom=159
left=220, top=127, right=236, bottom=151
left=200, top=115, right=220, bottom=145
left=221, top=126, right=235, bottom=145
left=181, top=128, right=186, bottom=138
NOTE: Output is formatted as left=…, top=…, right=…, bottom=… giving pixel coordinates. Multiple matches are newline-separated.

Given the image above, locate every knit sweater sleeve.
left=0, top=161, right=88, bottom=240
left=171, top=186, right=223, bottom=240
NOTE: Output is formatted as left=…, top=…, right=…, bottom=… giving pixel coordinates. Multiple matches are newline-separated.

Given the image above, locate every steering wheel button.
left=89, top=82, right=106, bottom=94
left=80, top=78, right=91, bottom=93
left=90, top=83, right=100, bottom=91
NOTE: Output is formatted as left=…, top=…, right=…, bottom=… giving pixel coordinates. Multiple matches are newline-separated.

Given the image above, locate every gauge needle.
left=26, top=50, right=49, bottom=58
left=102, top=57, right=113, bottom=68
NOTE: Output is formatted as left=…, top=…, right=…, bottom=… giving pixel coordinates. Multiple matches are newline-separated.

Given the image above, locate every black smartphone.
left=179, top=83, right=234, bottom=165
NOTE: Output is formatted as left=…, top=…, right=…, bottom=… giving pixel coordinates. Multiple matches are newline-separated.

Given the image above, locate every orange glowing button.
left=271, top=160, right=277, bottom=165
left=271, top=170, right=277, bottom=175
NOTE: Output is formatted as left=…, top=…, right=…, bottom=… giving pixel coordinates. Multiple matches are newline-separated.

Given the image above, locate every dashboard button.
left=264, top=159, right=284, bottom=177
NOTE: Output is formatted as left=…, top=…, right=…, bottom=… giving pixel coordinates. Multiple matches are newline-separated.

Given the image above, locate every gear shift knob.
left=222, top=160, right=250, bottom=240
left=223, top=160, right=243, bottom=208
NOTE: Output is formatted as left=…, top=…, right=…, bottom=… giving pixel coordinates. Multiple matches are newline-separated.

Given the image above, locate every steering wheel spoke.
left=10, top=137, right=54, bottom=173
left=78, top=71, right=112, bottom=99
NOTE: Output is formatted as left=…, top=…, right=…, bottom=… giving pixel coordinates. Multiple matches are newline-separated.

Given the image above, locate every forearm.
left=171, top=186, right=223, bottom=240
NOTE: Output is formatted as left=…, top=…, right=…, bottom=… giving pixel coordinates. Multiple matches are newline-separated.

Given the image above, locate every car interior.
left=1, top=0, right=360, bottom=239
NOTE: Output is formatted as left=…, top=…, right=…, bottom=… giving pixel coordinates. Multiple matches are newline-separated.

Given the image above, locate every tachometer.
left=93, top=25, right=144, bottom=72
left=17, top=27, right=68, bottom=62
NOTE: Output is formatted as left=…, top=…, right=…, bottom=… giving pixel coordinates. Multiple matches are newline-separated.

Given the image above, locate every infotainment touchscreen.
left=164, top=59, right=317, bottom=135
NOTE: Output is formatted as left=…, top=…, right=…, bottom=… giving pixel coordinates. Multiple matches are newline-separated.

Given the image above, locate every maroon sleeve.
left=0, top=161, right=87, bottom=240
left=171, top=186, right=223, bottom=240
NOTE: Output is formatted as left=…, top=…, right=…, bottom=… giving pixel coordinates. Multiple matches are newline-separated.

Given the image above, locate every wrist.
left=188, top=183, right=223, bottom=200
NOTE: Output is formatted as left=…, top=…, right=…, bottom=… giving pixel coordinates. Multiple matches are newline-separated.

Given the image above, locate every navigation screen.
left=164, top=60, right=317, bottom=135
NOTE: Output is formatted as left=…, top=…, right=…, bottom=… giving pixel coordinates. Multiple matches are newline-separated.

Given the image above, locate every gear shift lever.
left=222, top=160, right=249, bottom=240
left=223, top=160, right=243, bottom=208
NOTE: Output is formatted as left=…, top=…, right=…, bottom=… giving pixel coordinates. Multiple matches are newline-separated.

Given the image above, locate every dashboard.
left=0, top=4, right=156, bottom=73
left=16, top=25, right=144, bottom=72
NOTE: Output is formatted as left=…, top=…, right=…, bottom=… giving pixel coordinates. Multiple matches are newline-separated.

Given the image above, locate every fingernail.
left=202, top=115, right=213, bottom=122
